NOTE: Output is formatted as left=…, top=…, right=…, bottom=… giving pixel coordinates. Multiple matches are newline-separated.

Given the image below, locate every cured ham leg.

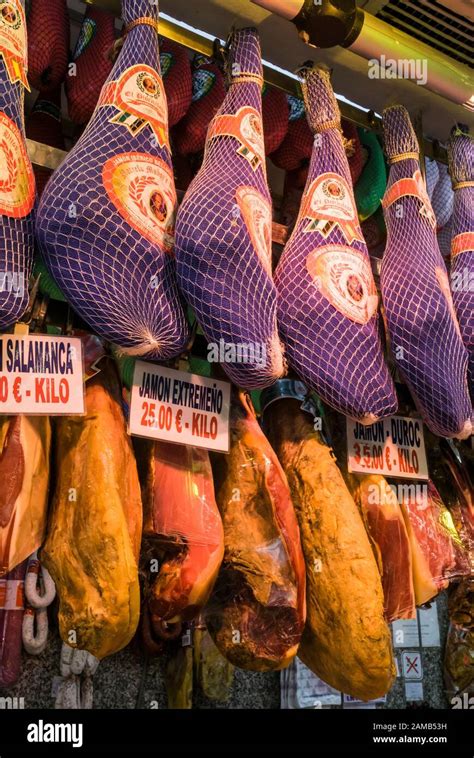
left=0, top=415, right=50, bottom=576
left=139, top=440, right=224, bottom=635
left=66, top=5, right=115, bottom=125
left=380, top=106, right=472, bottom=438
left=36, top=0, right=189, bottom=360
left=0, top=0, right=35, bottom=329
left=175, top=28, right=285, bottom=389
left=173, top=54, right=225, bottom=156
left=42, top=360, right=142, bottom=659
left=262, top=84, right=288, bottom=155
left=448, top=130, right=474, bottom=398
left=262, top=390, right=395, bottom=700
left=27, top=0, right=69, bottom=92
left=205, top=390, right=306, bottom=671
left=159, top=37, right=192, bottom=128
left=270, top=94, right=312, bottom=171
left=356, top=475, right=416, bottom=622
left=25, top=87, right=65, bottom=197
left=0, top=559, right=26, bottom=687
left=275, top=66, right=396, bottom=422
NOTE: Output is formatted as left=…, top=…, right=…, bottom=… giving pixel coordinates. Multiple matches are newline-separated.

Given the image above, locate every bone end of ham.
left=357, top=474, right=416, bottom=622
left=205, top=390, right=306, bottom=671
left=140, top=441, right=224, bottom=633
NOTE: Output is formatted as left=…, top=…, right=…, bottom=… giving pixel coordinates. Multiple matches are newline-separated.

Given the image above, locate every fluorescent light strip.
left=160, top=12, right=381, bottom=118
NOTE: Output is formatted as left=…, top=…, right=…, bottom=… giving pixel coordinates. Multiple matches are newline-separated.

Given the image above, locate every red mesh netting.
left=262, top=83, right=288, bottom=155
left=173, top=54, right=225, bottom=156
left=159, top=37, right=192, bottom=128
left=25, top=86, right=65, bottom=196
left=66, top=6, right=116, bottom=125
left=27, top=0, right=70, bottom=92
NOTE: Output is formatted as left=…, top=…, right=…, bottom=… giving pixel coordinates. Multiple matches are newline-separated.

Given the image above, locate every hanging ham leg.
left=173, top=54, right=225, bottom=157
left=36, top=0, right=189, bottom=360
left=159, top=37, right=192, bottom=128
left=380, top=106, right=472, bottom=439
left=356, top=475, right=416, bottom=622
left=270, top=94, right=312, bottom=172
left=175, top=28, right=285, bottom=389
left=27, top=0, right=69, bottom=92
left=448, top=130, right=474, bottom=399
left=262, top=84, right=288, bottom=155
left=66, top=5, right=115, bottom=125
left=138, top=440, right=224, bottom=635
left=0, top=559, right=26, bottom=687
left=25, top=87, right=65, bottom=197
left=205, top=390, right=306, bottom=671
left=275, top=65, right=396, bottom=422
left=42, top=359, right=142, bottom=659
left=0, top=415, right=50, bottom=577
left=262, top=391, right=395, bottom=700
left=0, top=0, right=35, bottom=329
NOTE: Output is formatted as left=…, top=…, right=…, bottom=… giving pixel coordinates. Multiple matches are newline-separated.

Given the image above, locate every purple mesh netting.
left=380, top=106, right=472, bottom=439
left=437, top=218, right=452, bottom=258
left=425, top=157, right=439, bottom=200
left=36, top=0, right=189, bottom=359
left=275, top=66, right=397, bottom=423
left=432, top=161, right=454, bottom=230
left=0, top=0, right=34, bottom=329
left=174, top=28, right=285, bottom=389
left=448, top=131, right=474, bottom=400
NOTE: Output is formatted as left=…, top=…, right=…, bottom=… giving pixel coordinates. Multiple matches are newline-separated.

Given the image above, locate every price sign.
left=0, top=335, right=84, bottom=415
left=346, top=414, right=428, bottom=480
left=129, top=362, right=231, bottom=453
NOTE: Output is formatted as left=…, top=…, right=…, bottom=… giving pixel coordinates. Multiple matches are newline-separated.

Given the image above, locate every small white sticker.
left=392, top=618, right=420, bottom=648
left=418, top=604, right=440, bottom=647
left=405, top=680, right=424, bottom=701
left=402, top=651, right=423, bottom=680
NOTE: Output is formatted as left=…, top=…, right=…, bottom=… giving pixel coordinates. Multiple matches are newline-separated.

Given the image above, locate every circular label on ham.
left=102, top=153, right=177, bottom=253
left=306, top=244, right=378, bottom=324
left=0, top=112, right=35, bottom=218
left=0, top=0, right=28, bottom=86
left=235, top=186, right=272, bottom=276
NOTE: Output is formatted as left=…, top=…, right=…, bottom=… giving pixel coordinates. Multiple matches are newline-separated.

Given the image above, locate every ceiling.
left=67, top=0, right=474, bottom=144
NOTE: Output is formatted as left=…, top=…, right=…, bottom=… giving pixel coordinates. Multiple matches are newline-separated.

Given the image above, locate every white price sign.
left=0, top=335, right=84, bottom=415
left=129, top=362, right=231, bottom=453
left=346, top=415, right=428, bottom=480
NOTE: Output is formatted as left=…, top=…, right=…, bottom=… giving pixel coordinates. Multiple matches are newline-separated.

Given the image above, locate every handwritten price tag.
left=0, top=334, right=84, bottom=415
left=346, top=415, right=428, bottom=480
left=129, top=362, right=231, bottom=453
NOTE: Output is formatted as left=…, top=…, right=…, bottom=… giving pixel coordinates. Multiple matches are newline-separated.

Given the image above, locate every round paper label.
left=0, top=0, right=28, bottom=86
left=192, top=68, right=215, bottom=102
left=306, top=244, right=378, bottom=324
left=0, top=112, right=35, bottom=218
left=102, top=153, right=177, bottom=253
left=236, top=186, right=272, bottom=276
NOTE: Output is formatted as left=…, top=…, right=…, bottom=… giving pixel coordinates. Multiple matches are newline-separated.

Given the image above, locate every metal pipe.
left=252, top=0, right=474, bottom=108
left=348, top=11, right=473, bottom=107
